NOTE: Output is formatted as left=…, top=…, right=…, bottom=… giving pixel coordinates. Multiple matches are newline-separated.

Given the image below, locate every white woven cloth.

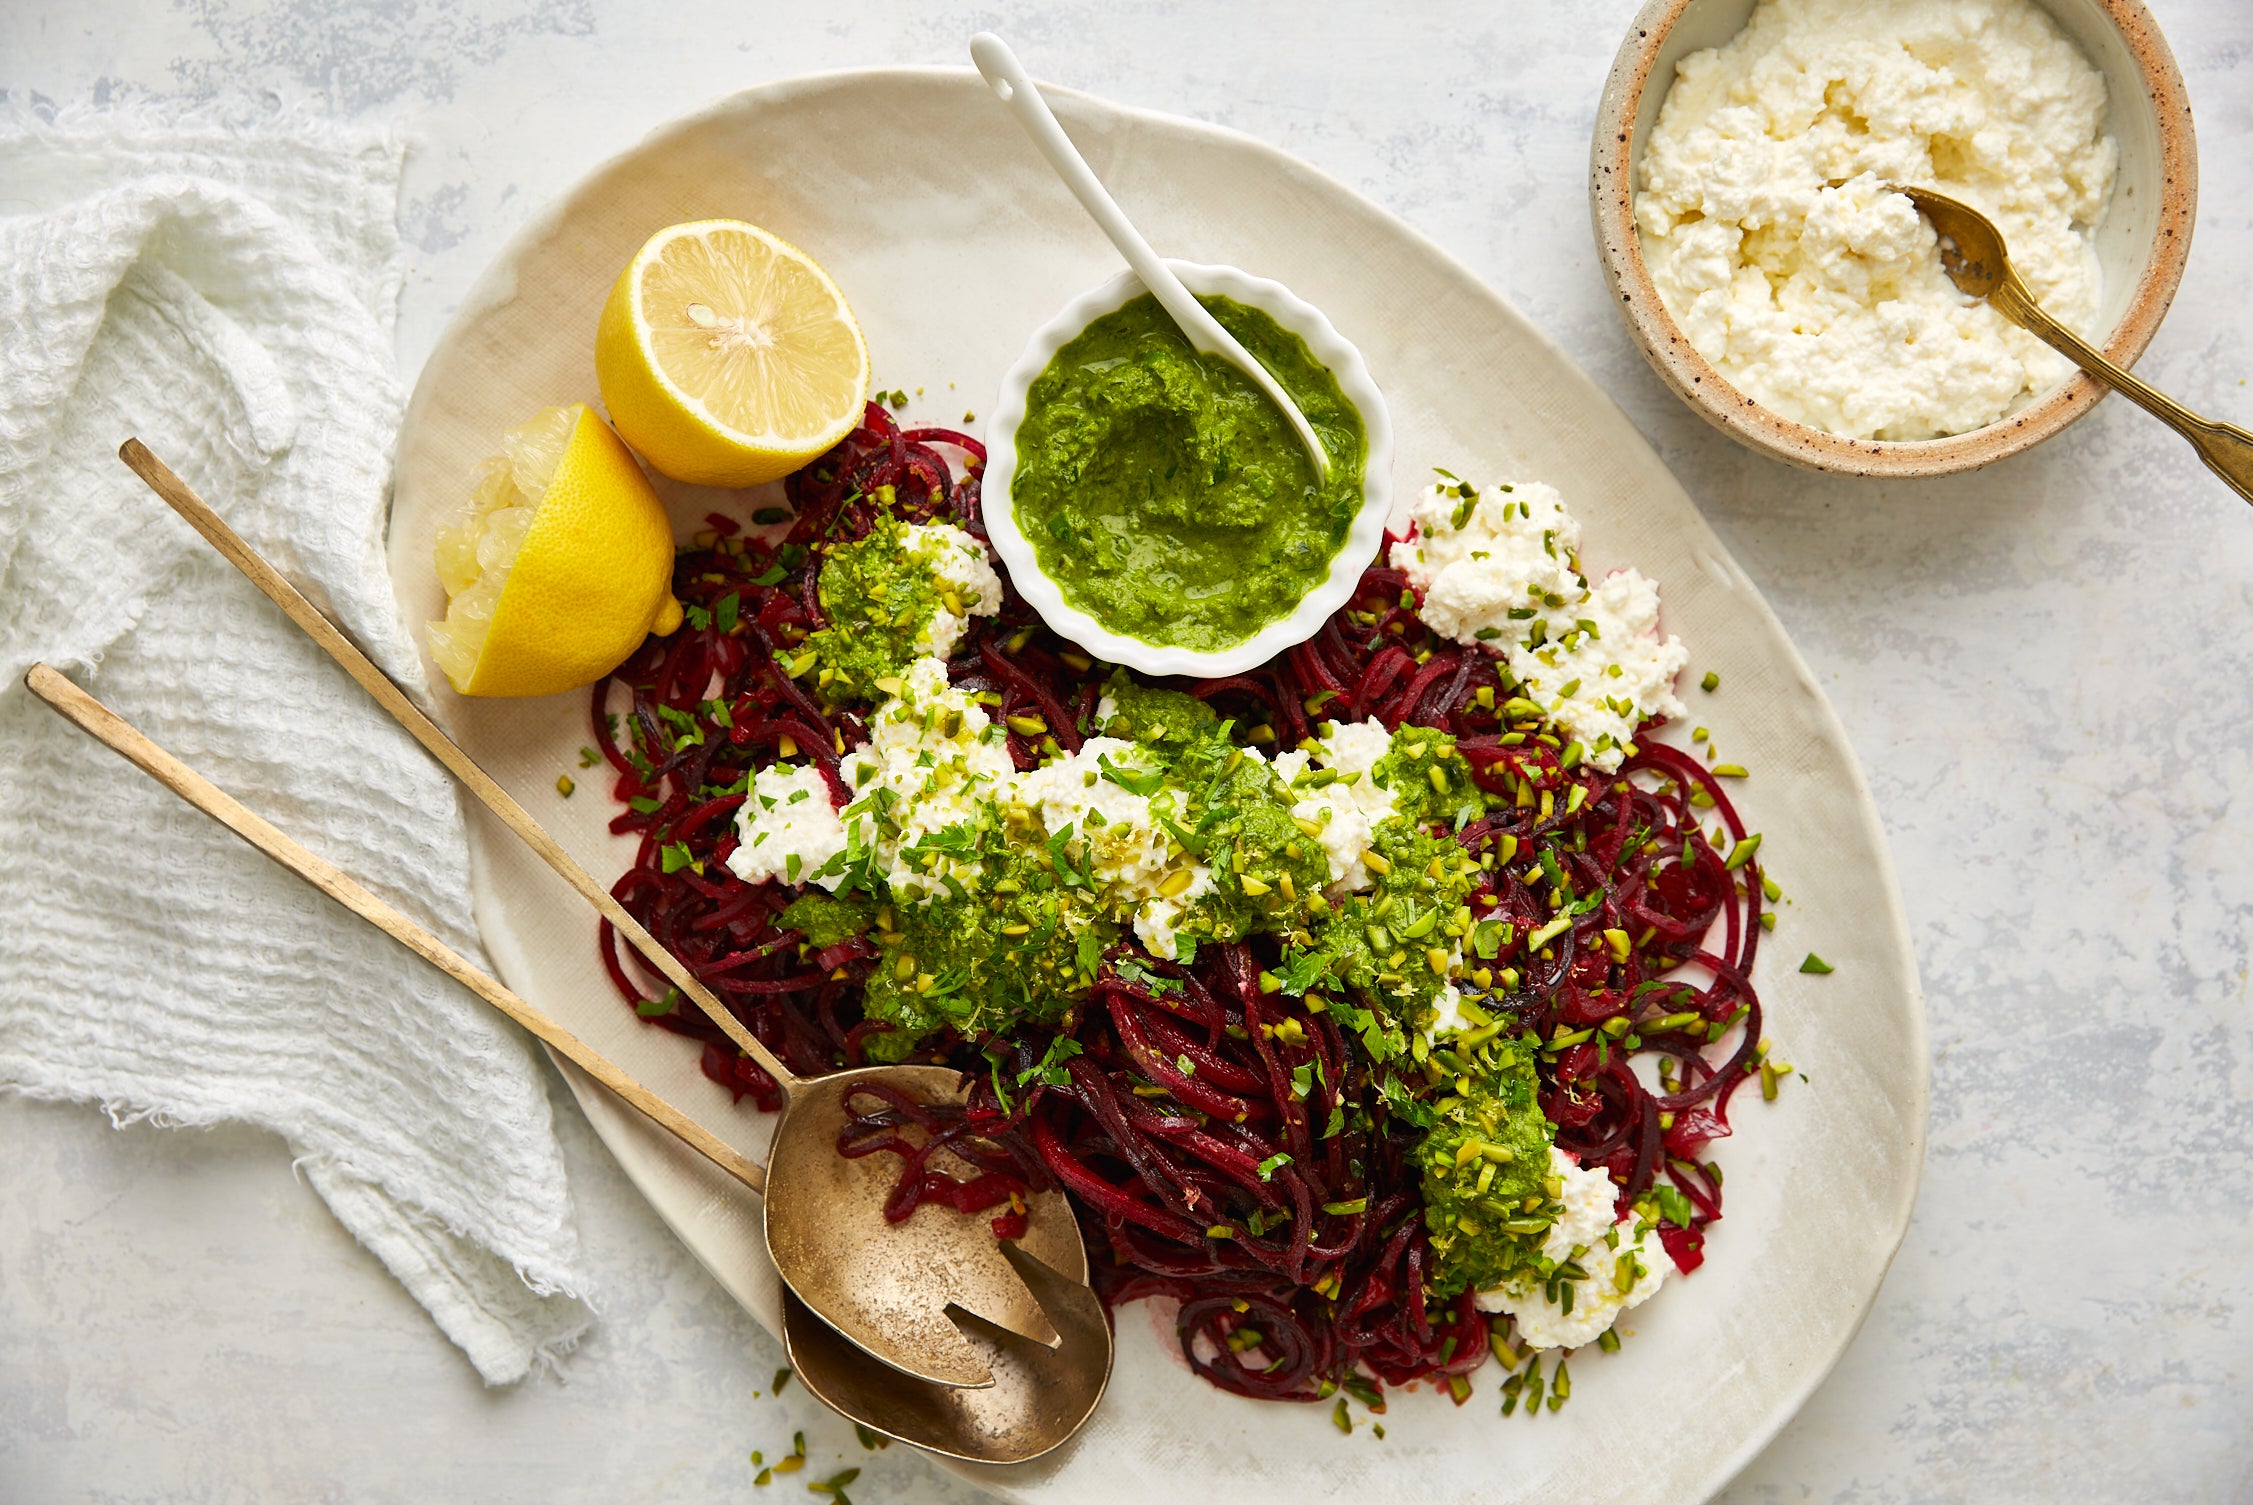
left=0, top=103, right=594, bottom=1383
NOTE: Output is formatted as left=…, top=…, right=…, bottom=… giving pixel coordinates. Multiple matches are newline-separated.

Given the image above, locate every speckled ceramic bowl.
left=981, top=260, right=1393, bottom=678
left=1592, top=0, right=2197, bottom=477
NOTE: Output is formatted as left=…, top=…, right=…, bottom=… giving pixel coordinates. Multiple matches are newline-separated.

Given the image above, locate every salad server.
left=117, top=439, right=1090, bottom=1393
left=24, top=662, right=1111, bottom=1462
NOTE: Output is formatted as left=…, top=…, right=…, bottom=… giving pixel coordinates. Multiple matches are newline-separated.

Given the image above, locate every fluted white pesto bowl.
left=981, top=260, right=1393, bottom=678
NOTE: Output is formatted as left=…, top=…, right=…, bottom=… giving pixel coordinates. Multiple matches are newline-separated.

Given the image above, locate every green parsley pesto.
left=1010, top=293, right=1366, bottom=653
left=1300, top=819, right=1482, bottom=1025
left=803, top=514, right=997, bottom=702
left=778, top=891, right=875, bottom=950
left=802, top=515, right=939, bottom=695
left=1369, top=723, right=1486, bottom=831
left=1416, top=1033, right=1559, bottom=1297
left=843, top=677, right=1334, bottom=1062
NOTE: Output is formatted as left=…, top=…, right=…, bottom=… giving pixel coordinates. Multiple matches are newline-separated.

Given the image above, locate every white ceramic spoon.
left=969, top=32, right=1332, bottom=483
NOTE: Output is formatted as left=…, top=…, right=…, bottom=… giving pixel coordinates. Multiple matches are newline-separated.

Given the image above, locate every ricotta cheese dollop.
left=1473, top=1148, right=1675, bottom=1350
left=1012, top=736, right=1214, bottom=960
left=899, top=521, right=1005, bottom=659
left=1634, top=0, right=2118, bottom=440
left=1269, top=718, right=1401, bottom=893
left=723, top=762, right=847, bottom=890
left=1389, top=477, right=1686, bottom=772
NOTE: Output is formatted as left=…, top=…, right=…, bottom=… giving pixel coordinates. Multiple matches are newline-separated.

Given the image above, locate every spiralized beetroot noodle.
left=594, top=400, right=1769, bottom=1404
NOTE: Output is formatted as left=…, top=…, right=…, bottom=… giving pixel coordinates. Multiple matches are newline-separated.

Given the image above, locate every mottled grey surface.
left=3, top=1, right=2250, bottom=1500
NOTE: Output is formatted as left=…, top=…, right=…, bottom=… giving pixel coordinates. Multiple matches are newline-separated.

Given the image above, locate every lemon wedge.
left=427, top=403, right=683, bottom=698
left=595, top=219, right=871, bottom=487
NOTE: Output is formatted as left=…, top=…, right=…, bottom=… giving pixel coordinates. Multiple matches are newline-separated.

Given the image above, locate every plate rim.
left=393, top=62, right=1930, bottom=1505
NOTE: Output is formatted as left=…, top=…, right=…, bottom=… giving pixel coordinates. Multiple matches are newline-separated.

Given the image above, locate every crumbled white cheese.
left=1541, top=1148, right=1625, bottom=1260
left=1400, top=480, right=1584, bottom=646
left=900, top=521, right=1004, bottom=658
left=1012, top=737, right=1160, bottom=864
left=726, top=763, right=848, bottom=891
left=1314, top=718, right=1394, bottom=781
left=1634, top=0, right=2117, bottom=439
left=836, top=656, right=1015, bottom=899
left=1131, top=882, right=1212, bottom=962
left=1012, top=736, right=1213, bottom=959
left=1473, top=1148, right=1675, bottom=1350
left=1390, top=479, right=1686, bottom=770
left=1271, top=718, right=1402, bottom=892
left=1424, top=982, right=1478, bottom=1038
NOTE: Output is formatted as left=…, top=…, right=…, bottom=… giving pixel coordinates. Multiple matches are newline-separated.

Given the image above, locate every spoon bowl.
left=763, top=1064, right=1088, bottom=1388
left=1892, top=184, right=2006, bottom=301
left=783, top=1238, right=1113, bottom=1464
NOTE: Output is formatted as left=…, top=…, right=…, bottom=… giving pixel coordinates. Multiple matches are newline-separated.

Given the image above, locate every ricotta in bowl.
left=1633, top=0, right=2119, bottom=441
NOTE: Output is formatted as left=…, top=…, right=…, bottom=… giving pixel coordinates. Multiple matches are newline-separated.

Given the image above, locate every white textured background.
left=4, top=2, right=2250, bottom=1501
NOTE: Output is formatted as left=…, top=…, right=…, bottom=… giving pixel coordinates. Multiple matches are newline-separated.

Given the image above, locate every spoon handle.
left=22, top=662, right=771, bottom=1197
left=1991, top=275, right=2253, bottom=506
left=115, top=440, right=804, bottom=1093
left=967, top=33, right=1331, bottom=482
left=968, top=36, right=1178, bottom=329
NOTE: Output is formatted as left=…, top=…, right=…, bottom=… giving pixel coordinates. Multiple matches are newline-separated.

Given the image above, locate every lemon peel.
left=427, top=403, right=682, bottom=698
left=595, top=219, right=870, bottom=487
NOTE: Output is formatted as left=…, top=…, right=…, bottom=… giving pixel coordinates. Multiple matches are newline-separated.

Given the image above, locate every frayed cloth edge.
left=1, top=1077, right=598, bottom=1381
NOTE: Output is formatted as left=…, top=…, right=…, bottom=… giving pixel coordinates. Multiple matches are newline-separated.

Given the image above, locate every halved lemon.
left=427, top=403, right=683, bottom=698
left=595, top=219, right=870, bottom=487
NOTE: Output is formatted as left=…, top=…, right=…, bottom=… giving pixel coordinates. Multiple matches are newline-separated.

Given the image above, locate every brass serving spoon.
left=1896, top=184, right=2253, bottom=506
left=782, top=1243, right=1111, bottom=1463
left=25, top=664, right=1111, bottom=1463
left=115, top=440, right=1088, bottom=1392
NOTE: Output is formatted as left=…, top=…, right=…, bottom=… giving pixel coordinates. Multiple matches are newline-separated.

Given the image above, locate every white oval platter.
left=389, top=65, right=1926, bottom=1505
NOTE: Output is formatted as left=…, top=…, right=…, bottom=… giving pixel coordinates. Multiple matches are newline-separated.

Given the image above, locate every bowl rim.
left=981, top=259, right=1394, bottom=678
left=1589, top=0, right=2199, bottom=478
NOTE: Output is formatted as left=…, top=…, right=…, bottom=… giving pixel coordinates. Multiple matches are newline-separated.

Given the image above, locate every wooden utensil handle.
left=115, top=439, right=801, bottom=1091
left=23, top=662, right=769, bottom=1198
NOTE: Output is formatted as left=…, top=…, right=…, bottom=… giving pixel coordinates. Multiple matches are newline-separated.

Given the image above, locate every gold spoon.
left=24, top=664, right=1111, bottom=1463
left=115, top=440, right=1089, bottom=1392
left=1896, top=184, right=2253, bottom=505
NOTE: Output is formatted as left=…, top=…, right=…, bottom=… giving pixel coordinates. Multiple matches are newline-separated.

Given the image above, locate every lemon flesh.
left=595, top=219, right=870, bottom=488
left=427, top=403, right=683, bottom=698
